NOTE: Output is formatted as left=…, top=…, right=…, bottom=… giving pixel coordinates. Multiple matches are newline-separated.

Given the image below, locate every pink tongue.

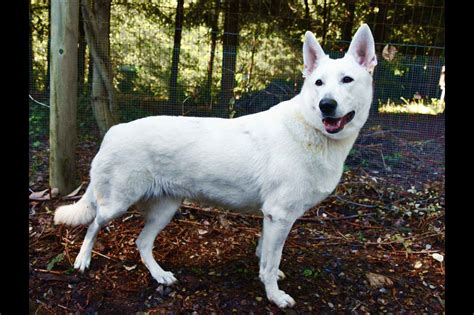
left=324, top=118, right=342, bottom=131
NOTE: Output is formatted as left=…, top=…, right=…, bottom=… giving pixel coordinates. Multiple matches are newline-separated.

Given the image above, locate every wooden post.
left=49, top=0, right=79, bottom=195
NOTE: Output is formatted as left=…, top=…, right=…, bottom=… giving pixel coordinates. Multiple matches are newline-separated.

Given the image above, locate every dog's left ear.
left=347, top=24, right=377, bottom=73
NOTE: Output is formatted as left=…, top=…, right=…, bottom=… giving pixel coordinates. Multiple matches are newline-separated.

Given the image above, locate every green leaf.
left=65, top=267, right=75, bottom=275
left=47, top=253, right=64, bottom=271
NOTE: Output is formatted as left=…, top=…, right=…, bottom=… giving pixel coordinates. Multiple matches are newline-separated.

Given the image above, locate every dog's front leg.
left=259, top=213, right=296, bottom=308
left=256, top=233, right=286, bottom=280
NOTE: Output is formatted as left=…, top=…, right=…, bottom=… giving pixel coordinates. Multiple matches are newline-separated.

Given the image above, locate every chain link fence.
left=29, top=0, right=444, bottom=186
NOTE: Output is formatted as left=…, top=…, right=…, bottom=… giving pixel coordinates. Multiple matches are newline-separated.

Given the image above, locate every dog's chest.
left=290, top=136, right=353, bottom=204
left=306, top=151, right=344, bottom=195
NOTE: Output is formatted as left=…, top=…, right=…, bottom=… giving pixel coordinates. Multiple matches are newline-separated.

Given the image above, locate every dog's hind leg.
left=256, top=231, right=286, bottom=280
left=136, top=197, right=181, bottom=285
left=74, top=195, right=131, bottom=272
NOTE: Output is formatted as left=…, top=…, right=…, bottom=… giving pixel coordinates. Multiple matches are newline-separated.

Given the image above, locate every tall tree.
left=46, top=1, right=51, bottom=93
left=218, top=0, right=240, bottom=117
left=245, top=25, right=259, bottom=93
left=342, top=0, right=356, bottom=43
left=49, top=0, right=79, bottom=195
left=82, top=0, right=118, bottom=137
left=304, top=0, right=311, bottom=31
left=77, top=6, right=86, bottom=97
left=204, top=0, right=220, bottom=107
left=169, top=0, right=184, bottom=106
left=370, top=0, right=388, bottom=50
left=321, top=0, right=330, bottom=45
left=87, top=49, right=93, bottom=96
left=29, top=0, right=34, bottom=92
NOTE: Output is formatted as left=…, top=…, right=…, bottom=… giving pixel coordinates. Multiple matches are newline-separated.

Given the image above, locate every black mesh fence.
left=29, top=0, right=445, bottom=186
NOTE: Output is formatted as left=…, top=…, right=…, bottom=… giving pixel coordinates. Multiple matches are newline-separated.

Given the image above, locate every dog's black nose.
left=319, top=98, right=338, bottom=115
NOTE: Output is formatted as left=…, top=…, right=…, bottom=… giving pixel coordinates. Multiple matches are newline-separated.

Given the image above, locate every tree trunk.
left=371, top=0, right=388, bottom=48
left=87, top=49, right=93, bottom=96
left=322, top=0, right=330, bottom=46
left=342, top=0, right=356, bottom=43
left=77, top=5, right=86, bottom=97
left=246, top=26, right=259, bottom=93
left=169, top=0, right=184, bottom=106
left=29, top=0, right=34, bottom=92
left=83, top=0, right=118, bottom=137
left=49, top=0, right=79, bottom=195
left=368, top=0, right=388, bottom=116
left=304, top=0, right=311, bottom=31
left=205, top=0, right=220, bottom=108
left=46, top=1, right=51, bottom=93
left=218, top=0, right=240, bottom=117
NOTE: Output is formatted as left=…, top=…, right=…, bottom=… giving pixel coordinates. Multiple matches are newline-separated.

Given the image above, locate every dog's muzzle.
left=322, top=111, right=355, bottom=134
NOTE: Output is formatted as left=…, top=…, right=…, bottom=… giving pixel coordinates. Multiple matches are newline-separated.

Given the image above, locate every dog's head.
left=299, top=24, right=377, bottom=140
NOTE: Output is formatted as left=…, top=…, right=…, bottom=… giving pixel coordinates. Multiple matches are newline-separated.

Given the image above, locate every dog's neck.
left=280, top=97, right=359, bottom=162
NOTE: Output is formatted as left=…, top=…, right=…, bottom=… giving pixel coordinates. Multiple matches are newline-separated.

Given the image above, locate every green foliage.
left=47, top=253, right=64, bottom=270
left=30, top=0, right=445, bottom=137
left=384, top=152, right=403, bottom=166
left=29, top=101, right=49, bottom=142
left=303, top=267, right=320, bottom=278
left=30, top=3, right=49, bottom=92
left=391, top=233, right=413, bottom=253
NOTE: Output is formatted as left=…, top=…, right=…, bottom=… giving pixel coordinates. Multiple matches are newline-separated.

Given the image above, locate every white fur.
left=54, top=186, right=96, bottom=226
left=54, top=24, right=377, bottom=308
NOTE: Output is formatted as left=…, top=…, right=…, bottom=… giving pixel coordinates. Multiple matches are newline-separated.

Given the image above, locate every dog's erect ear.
left=347, top=24, right=377, bottom=73
left=303, top=31, right=326, bottom=77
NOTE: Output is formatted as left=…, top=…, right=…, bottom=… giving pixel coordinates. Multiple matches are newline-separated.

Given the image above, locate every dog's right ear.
left=303, top=31, right=326, bottom=78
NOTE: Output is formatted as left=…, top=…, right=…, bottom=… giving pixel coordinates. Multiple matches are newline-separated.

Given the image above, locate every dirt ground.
left=29, top=115, right=445, bottom=314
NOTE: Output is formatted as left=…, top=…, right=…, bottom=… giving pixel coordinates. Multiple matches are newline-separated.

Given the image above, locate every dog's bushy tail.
left=54, top=186, right=96, bottom=226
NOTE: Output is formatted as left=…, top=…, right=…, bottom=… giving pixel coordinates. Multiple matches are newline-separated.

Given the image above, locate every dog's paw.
left=152, top=271, right=177, bottom=286
left=277, top=269, right=286, bottom=280
left=73, top=251, right=91, bottom=272
left=268, top=290, right=296, bottom=308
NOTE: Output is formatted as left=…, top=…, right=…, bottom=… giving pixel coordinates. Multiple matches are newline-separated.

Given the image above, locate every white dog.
left=55, top=24, right=377, bottom=308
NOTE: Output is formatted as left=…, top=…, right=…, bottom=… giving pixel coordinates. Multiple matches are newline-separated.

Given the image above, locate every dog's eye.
left=315, top=79, right=323, bottom=86
left=342, top=76, right=354, bottom=83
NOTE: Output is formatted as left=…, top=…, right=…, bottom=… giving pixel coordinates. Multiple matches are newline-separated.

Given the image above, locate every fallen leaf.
left=29, top=189, right=49, bottom=201
left=432, top=253, right=444, bottom=263
left=47, top=253, right=64, bottom=270
left=366, top=272, right=394, bottom=288
left=198, top=229, right=208, bottom=235
left=124, top=264, right=137, bottom=271
left=218, top=215, right=231, bottom=229
left=414, top=261, right=423, bottom=269
left=64, top=184, right=83, bottom=199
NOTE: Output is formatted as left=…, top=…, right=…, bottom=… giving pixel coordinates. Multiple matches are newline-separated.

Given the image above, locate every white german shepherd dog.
left=55, top=24, right=377, bottom=308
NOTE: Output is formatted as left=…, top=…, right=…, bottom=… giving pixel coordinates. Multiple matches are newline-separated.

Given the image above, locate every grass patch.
left=379, top=97, right=444, bottom=115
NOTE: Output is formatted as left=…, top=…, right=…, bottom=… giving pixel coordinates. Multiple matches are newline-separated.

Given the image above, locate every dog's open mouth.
left=322, top=111, right=355, bottom=134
